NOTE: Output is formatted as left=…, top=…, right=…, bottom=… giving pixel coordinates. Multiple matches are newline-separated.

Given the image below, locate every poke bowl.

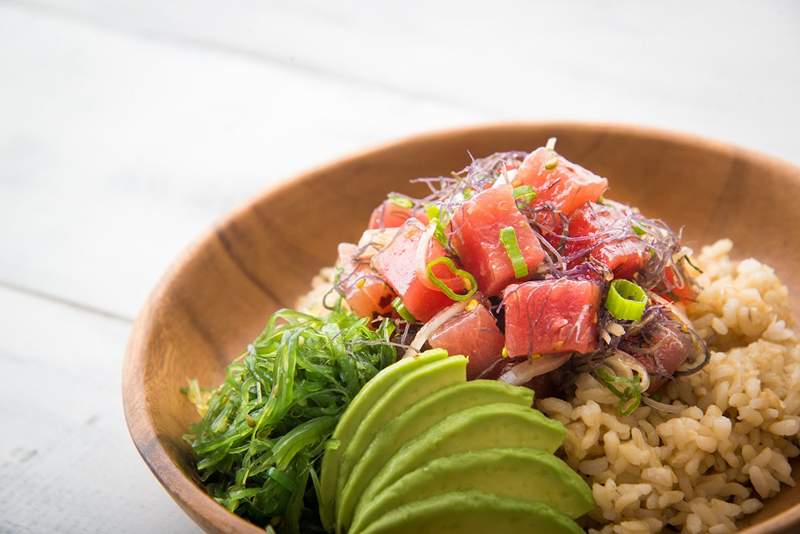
left=124, top=123, right=800, bottom=534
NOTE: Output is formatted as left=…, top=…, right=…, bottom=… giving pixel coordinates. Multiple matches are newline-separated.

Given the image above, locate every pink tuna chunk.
left=516, top=147, right=608, bottom=216
left=503, top=279, right=601, bottom=356
left=429, top=300, right=505, bottom=379
left=450, top=184, right=545, bottom=296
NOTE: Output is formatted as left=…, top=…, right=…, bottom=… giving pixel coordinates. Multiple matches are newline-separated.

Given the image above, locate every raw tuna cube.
left=450, top=184, right=545, bottom=296
left=429, top=299, right=505, bottom=379
left=372, top=220, right=465, bottom=322
left=565, top=203, right=648, bottom=279
left=368, top=200, right=428, bottom=229
left=337, top=243, right=395, bottom=318
left=503, top=279, right=601, bottom=356
left=516, top=147, right=608, bottom=216
left=627, top=322, right=694, bottom=391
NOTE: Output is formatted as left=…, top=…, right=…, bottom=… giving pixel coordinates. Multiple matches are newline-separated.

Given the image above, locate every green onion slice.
left=425, top=203, right=441, bottom=221
left=631, top=223, right=646, bottom=236
left=388, top=194, right=414, bottom=209
left=605, top=279, right=648, bottom=321
left=462, top=187, right=475, bottom=200
left=499, top=226, right=529, bottom=279
left=392, top=297, right=417, bottom=323
left=425, top=206, right=449, bottom=247
left=425, top=257, right=478, bottom=302
left=513, top=185, right=537, bottom=206
left=594, top=367, right=642, bottom=416
left=429, top=217, right=448, bottom=248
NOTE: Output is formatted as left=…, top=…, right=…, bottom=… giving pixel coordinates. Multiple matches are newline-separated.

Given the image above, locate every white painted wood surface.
left=0, top=1, right=798, bottom=531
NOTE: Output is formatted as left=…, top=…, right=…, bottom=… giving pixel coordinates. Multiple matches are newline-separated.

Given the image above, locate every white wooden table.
left=1, top=1, right=798, bottom=531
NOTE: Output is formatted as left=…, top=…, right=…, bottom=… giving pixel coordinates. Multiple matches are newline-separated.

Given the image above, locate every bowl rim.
left=123, top=120, right=800, bottom=534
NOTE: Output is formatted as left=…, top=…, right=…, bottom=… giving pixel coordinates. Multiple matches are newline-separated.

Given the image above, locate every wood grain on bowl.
left=123, top=123, right=800, bottom=533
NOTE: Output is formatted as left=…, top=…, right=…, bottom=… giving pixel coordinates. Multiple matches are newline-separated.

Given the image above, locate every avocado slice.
left=334, top=355, right=468, bottom=532
left=318, top=349, right=448, bottom=530
left=357, top=490, right=584, bottom=534
left=337, top=381, right=533, bottom=532
left=352, top=448, right=593, bottom=533
left=356, top=402, right=565, bottom=516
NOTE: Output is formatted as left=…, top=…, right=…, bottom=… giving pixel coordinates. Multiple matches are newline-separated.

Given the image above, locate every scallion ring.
left=425, top=257, right=478, bottom=302
left=429, top=217, right=448, bottom=248
left=388, top=194, right=413, bottom=209
left=425, top=203, right=441, bottom=221
left=499, top=226, right=529, bottom=279
left=513, top=185, right=537, bottom=206
left=605, top=279, right=648, bottom=321
left=392, top=297, right=417, bottom=323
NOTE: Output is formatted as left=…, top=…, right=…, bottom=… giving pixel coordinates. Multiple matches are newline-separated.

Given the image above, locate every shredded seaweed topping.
left=183, top=306, right=396, bottom=533
left=516, top=198, right=694, bottom=295
left=410, top=151, right=527, bottom=226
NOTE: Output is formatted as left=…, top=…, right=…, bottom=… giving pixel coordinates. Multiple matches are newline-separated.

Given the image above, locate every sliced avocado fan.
left=337, top=380, right=533, bottom=532
left=351, top=448, right=593, bottom=533
left=333, top=355, right=467, bottom=532
left=317, top=348, right=448, bottom=530
left=356, top=402, right=566, bottom=517
left=358, top=490, right=584, bottom=534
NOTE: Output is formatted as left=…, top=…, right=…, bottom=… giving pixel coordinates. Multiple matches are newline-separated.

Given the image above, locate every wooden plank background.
left=1, top=1, right=798, bottom=531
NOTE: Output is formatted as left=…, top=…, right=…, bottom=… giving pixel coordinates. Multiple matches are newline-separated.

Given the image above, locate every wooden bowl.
left=124, top=123, right=800, bottom=533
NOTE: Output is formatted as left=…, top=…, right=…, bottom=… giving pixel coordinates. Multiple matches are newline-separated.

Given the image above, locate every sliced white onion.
left=402, top=300, right=467, bottom=359
left=642, top=396, right=685, bottom=414
left=606, top=322, right=626, bottom=337
left=415, top=221, right=440, bottom=291
left=649, top=292, right=691, bottom=325
left=498, top=353, right=571, bottom=385
left=356, top=228, right=399, bottom=260
left=600, top=329, right=612, bottom=345
left=494, top=167, right=519, bottom=187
